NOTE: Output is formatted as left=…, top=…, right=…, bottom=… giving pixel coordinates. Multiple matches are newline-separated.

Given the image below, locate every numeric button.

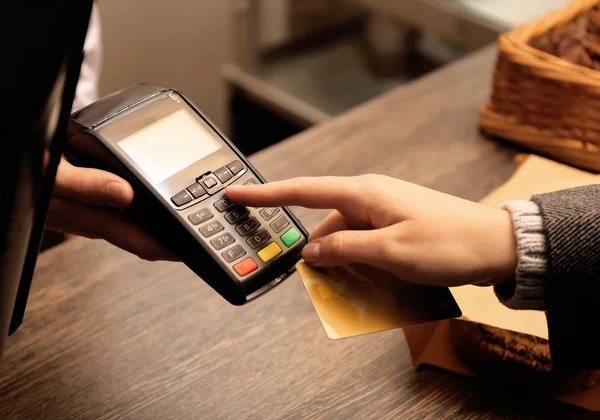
left=199, top=221, right=224, bottom=238
left=225, top=206, right=250, bottom=224
left=222, top=245, right=246, bottom=263
left=188, top=208, right=213, bottom=225
left=259, top=207, right=280, bottom=221
left=211, top=233, right=235, bottom=250
left=246, top=229, right=271, bottom=249
left=214, top=196, right=234, bottom=212
left=235, top=217, right=260, bottom=236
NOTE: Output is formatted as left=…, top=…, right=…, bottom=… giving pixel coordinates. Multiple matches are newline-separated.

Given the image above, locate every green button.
left=280, top=227, right=301, bottom=247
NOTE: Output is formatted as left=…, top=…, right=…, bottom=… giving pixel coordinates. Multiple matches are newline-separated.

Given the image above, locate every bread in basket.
left=480, top=0, right=600, bottom=172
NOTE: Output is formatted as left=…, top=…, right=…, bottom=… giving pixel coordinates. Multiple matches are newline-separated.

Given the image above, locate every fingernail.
left=303, top=243, right=321, bottom=263
left=105, top=181, right=124, bottom=205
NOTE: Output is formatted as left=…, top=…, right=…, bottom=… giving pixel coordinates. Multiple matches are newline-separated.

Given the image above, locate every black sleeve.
left=531, top=185, right=600, bottom=369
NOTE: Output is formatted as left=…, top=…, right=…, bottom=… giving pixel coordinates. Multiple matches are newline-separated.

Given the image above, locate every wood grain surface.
left=0, top=46, right=595, bottom=419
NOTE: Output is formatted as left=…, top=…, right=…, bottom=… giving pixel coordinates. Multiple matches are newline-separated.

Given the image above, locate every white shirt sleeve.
left=72, top=2, right=102, bottom=112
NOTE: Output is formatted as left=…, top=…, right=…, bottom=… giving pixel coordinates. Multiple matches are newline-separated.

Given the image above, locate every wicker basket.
left=480, top=0, right=600, bottom=172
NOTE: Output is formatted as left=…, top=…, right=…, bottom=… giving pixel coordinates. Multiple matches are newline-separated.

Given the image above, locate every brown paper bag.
left=403, top=154, right=600, bottom=411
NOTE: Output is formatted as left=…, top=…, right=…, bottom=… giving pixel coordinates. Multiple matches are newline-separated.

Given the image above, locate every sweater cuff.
left=494, top=200, right=548, bottom=310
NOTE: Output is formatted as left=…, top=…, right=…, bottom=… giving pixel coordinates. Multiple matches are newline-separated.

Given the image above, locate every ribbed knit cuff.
left=494, top=200, right=548, bottom=310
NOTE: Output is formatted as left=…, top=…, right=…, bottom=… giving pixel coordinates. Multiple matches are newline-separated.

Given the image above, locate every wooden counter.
left=0, top=46, right=593, bottom=419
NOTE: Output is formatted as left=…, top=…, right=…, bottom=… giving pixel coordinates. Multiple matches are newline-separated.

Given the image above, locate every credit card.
left=296, top=262, right=462, bottom=340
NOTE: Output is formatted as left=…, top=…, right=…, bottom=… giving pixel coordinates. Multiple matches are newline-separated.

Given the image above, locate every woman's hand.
left=227, top=174, right=517, bottom=287
left=47, top=158, right=177, bottom=261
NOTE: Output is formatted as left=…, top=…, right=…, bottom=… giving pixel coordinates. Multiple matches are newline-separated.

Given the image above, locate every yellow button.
left=257, top=242, right=282, bottom=263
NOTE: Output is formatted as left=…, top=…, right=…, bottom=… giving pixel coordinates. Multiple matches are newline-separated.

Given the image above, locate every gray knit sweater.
left=494, top=185, right=600, bottom=369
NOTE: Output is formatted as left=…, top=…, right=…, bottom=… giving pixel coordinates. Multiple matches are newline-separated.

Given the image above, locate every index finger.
left=226, top=176, right=363, bottom=211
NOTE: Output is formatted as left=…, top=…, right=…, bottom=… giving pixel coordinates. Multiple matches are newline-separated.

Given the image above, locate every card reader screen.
left=118, top=108, right=221, bottom=183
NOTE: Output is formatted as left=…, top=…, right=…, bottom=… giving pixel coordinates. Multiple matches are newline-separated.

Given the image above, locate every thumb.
left=301, top=229, right=391, bottom=269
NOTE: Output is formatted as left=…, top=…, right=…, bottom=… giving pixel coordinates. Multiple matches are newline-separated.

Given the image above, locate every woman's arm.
left=495, top=185, right=600, bottom=369
left=534, top=185, right=600, bottom=369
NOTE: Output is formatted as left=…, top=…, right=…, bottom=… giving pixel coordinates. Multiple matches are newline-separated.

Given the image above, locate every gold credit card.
left=296, top=262, right=462, bottom=340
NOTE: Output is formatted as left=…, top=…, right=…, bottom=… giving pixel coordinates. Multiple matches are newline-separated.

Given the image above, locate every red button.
left=233, top=257, right=258, bottom=277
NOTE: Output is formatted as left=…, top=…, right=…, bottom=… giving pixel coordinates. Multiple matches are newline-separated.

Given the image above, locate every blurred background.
left=93, top=0, right=571, bottom=156
left=39, top=0, right=571, bottom=252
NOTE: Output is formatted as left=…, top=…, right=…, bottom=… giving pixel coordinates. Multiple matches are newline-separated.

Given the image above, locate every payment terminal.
left=66, top=84, right=309, bottom=305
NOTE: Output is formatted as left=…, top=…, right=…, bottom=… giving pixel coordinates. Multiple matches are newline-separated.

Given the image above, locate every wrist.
left=483, top=208, right=519, bottom=285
